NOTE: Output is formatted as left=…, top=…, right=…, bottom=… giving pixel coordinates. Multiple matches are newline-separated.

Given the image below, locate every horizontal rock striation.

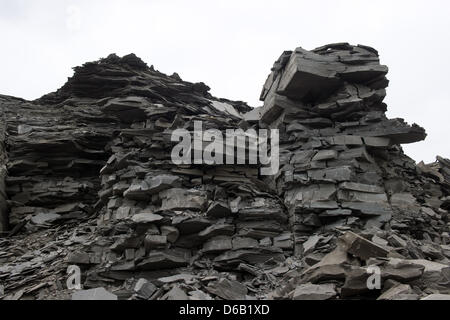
left=0, top=46, right=449, bottom=300
left=257, top=43, right=440, bottom=250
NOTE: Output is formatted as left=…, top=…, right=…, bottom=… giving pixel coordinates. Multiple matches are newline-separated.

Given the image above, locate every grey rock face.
left=0, top=46, right=448, bottom=301
left=292, top=283, right=337, bottom=300
left=72, top=288, right=117, bottom=300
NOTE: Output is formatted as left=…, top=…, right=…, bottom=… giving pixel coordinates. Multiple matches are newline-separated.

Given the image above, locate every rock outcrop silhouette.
left=0, top=45, right=449, bottom=300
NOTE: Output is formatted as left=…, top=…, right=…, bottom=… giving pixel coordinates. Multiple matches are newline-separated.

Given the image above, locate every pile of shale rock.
left=0, top=45, right=449, bottom=300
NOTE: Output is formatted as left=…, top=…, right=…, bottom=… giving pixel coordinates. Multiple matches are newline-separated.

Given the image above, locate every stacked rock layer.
left=257, top=43, right=436, bottom=253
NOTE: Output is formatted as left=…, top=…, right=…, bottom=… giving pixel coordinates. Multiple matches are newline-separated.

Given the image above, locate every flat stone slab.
left=293, top=283, right=337, bottom=300
left=72, top=288, right=118, bottom=300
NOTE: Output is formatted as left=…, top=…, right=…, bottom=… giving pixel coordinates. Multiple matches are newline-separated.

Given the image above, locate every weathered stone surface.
left=232, top=237, right=259, bottom=250
left=341, top=267, right=374, bottom=297
left=214, top=247, right=285, bottom=267
left=302, top=235, right=321, bottom=255
left=66, top=251, right=91, bottom=265
left=134, top=278, right=157, bottom=299
left=161, top=226, right=180, bottom=243
left=206, top=201, right=232, bottom=218
left=160, top=189, right=208, bottom=211
left=341, top=232, right=389, bottom=260
left=131, top=212, right=163, bottom=224
left=292, top=283, right=337, bottom=300
left=198, top=222, right=235, bottom=239
left=382, top=262, right=424, bottom=282
left=303, top=264, right=349, bottom=284
left=137, top=250, right=189, bottom=270
left=312, top=150, right=338, bottom=162
left=276, top=48, right=343, bottom=101
left=161, top=285, right=189, bottom=300
left=388, top=234, right=407, bottom=248
left=157, top=274, right=196, bottom=284
left=421, top=294, right=450, bottom=300
left=72, top=288, right=118, bottom=300
left=377, top=284, right=416, bottom=300
left=202, top=236, right=233, bottom=254
left=144, top=235, right=167, bottom=250
left=207, top=278, right=248, bottom=300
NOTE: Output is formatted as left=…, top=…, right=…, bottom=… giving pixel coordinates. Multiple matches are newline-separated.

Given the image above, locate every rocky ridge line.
left=0, top=46, right=449, bottom=300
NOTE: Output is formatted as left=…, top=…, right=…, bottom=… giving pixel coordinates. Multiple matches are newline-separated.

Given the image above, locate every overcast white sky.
left=0, top=0, right=449, bottom=163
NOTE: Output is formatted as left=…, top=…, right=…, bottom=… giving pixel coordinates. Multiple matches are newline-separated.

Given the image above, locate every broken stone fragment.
left=173, top=217, right=212, bottom=234
left=206, top=201, right=232, bottom=218
left=30, top=212, right=61, bottom=225
left=202, top=236, right=233, bottom=254
left=292, top=283, right=337, bottom=300
left=188, top=290, right=214, bottom=300
left=160, top=226, right=180, bottom=243
left=421, top=294, right=450, bottom=300
left=72, top=288, right=118, bottom=300
left=134, top=278, right=157, bottom=300
left=302, top=235, right=321, bottom=256
left=337, top=190, right=388, bottom=203
left=66, top=251, right=91, bottom=265
left=159, top=188, right=207, bottom=211
left=381, top=262, right=424, bottom=282
left=17, top=124, right=33, bottom=135
left=161, top=285, right=189, bottom=300
left=110, top=236, right=142, bottom=252
left=308, top=166, right=353, bottom=182
left=377, top=284, right=417, bottom=300
left=137, top=250, right=189, bottom=270
left=198, top=222, right=235, bottom=240
left=311, top=150, right=338, bottom=161
left=387, top=234, right=407, bottom=248
left=123, top=181, right=151, bottom=200
left=147, top=175, right=181, bottom=193
left=385, top=258, right=447, bottom=287
left=284, top=184, right=337, bottom=207
left=340, top=267, right=374, bottom=297
left=339, top=182, right=385, bottom=194
left=157, top=274, right=196, bottom=284
left=341, top=231, right=389, bottom=260
left=371, top=235, right=389, bottom=247
left=303, top=264, right=349, bottom=284
left=232, top=237, right=259, bottom=250
left=214, top=247, right=285, bottom=267
left=390, top=193, right=420, bottom=211
left=259, top=94, right=299, bottom=124
left=273, top=233, right=294, bottom=249
left=52, top=202, right=83, bottom=215
left=207, top=278, right=248, bottom=300
left=319, top=209, right=352, bottom=218
left=339, top=64, right=388, bottom=83
left=236, top=220, right=284, bottom=239
left=420, top=243, right=444, bottom=260
left=131, top=212, right=163, bottom=224
left=341, top=202, right=392, bottom=217
left=276, top=48, right=343, bottom=101
left=144, top=235, right=167, bottom=251
left=304, top=253, right=324, bottom=267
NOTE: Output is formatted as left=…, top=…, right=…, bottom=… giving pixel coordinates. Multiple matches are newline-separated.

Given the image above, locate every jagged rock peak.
left=97, top=53, right=149, bottom=70
left=0, top=44, right=449, bottom=301
left=36, top=53, right=214, bottom=106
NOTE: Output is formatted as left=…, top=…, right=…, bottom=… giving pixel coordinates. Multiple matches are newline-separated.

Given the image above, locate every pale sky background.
left=0, top=0, right=449, bottom=163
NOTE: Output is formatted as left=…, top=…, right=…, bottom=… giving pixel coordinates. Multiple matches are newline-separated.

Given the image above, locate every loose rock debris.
left=0, top=45, right=449, bottom=300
